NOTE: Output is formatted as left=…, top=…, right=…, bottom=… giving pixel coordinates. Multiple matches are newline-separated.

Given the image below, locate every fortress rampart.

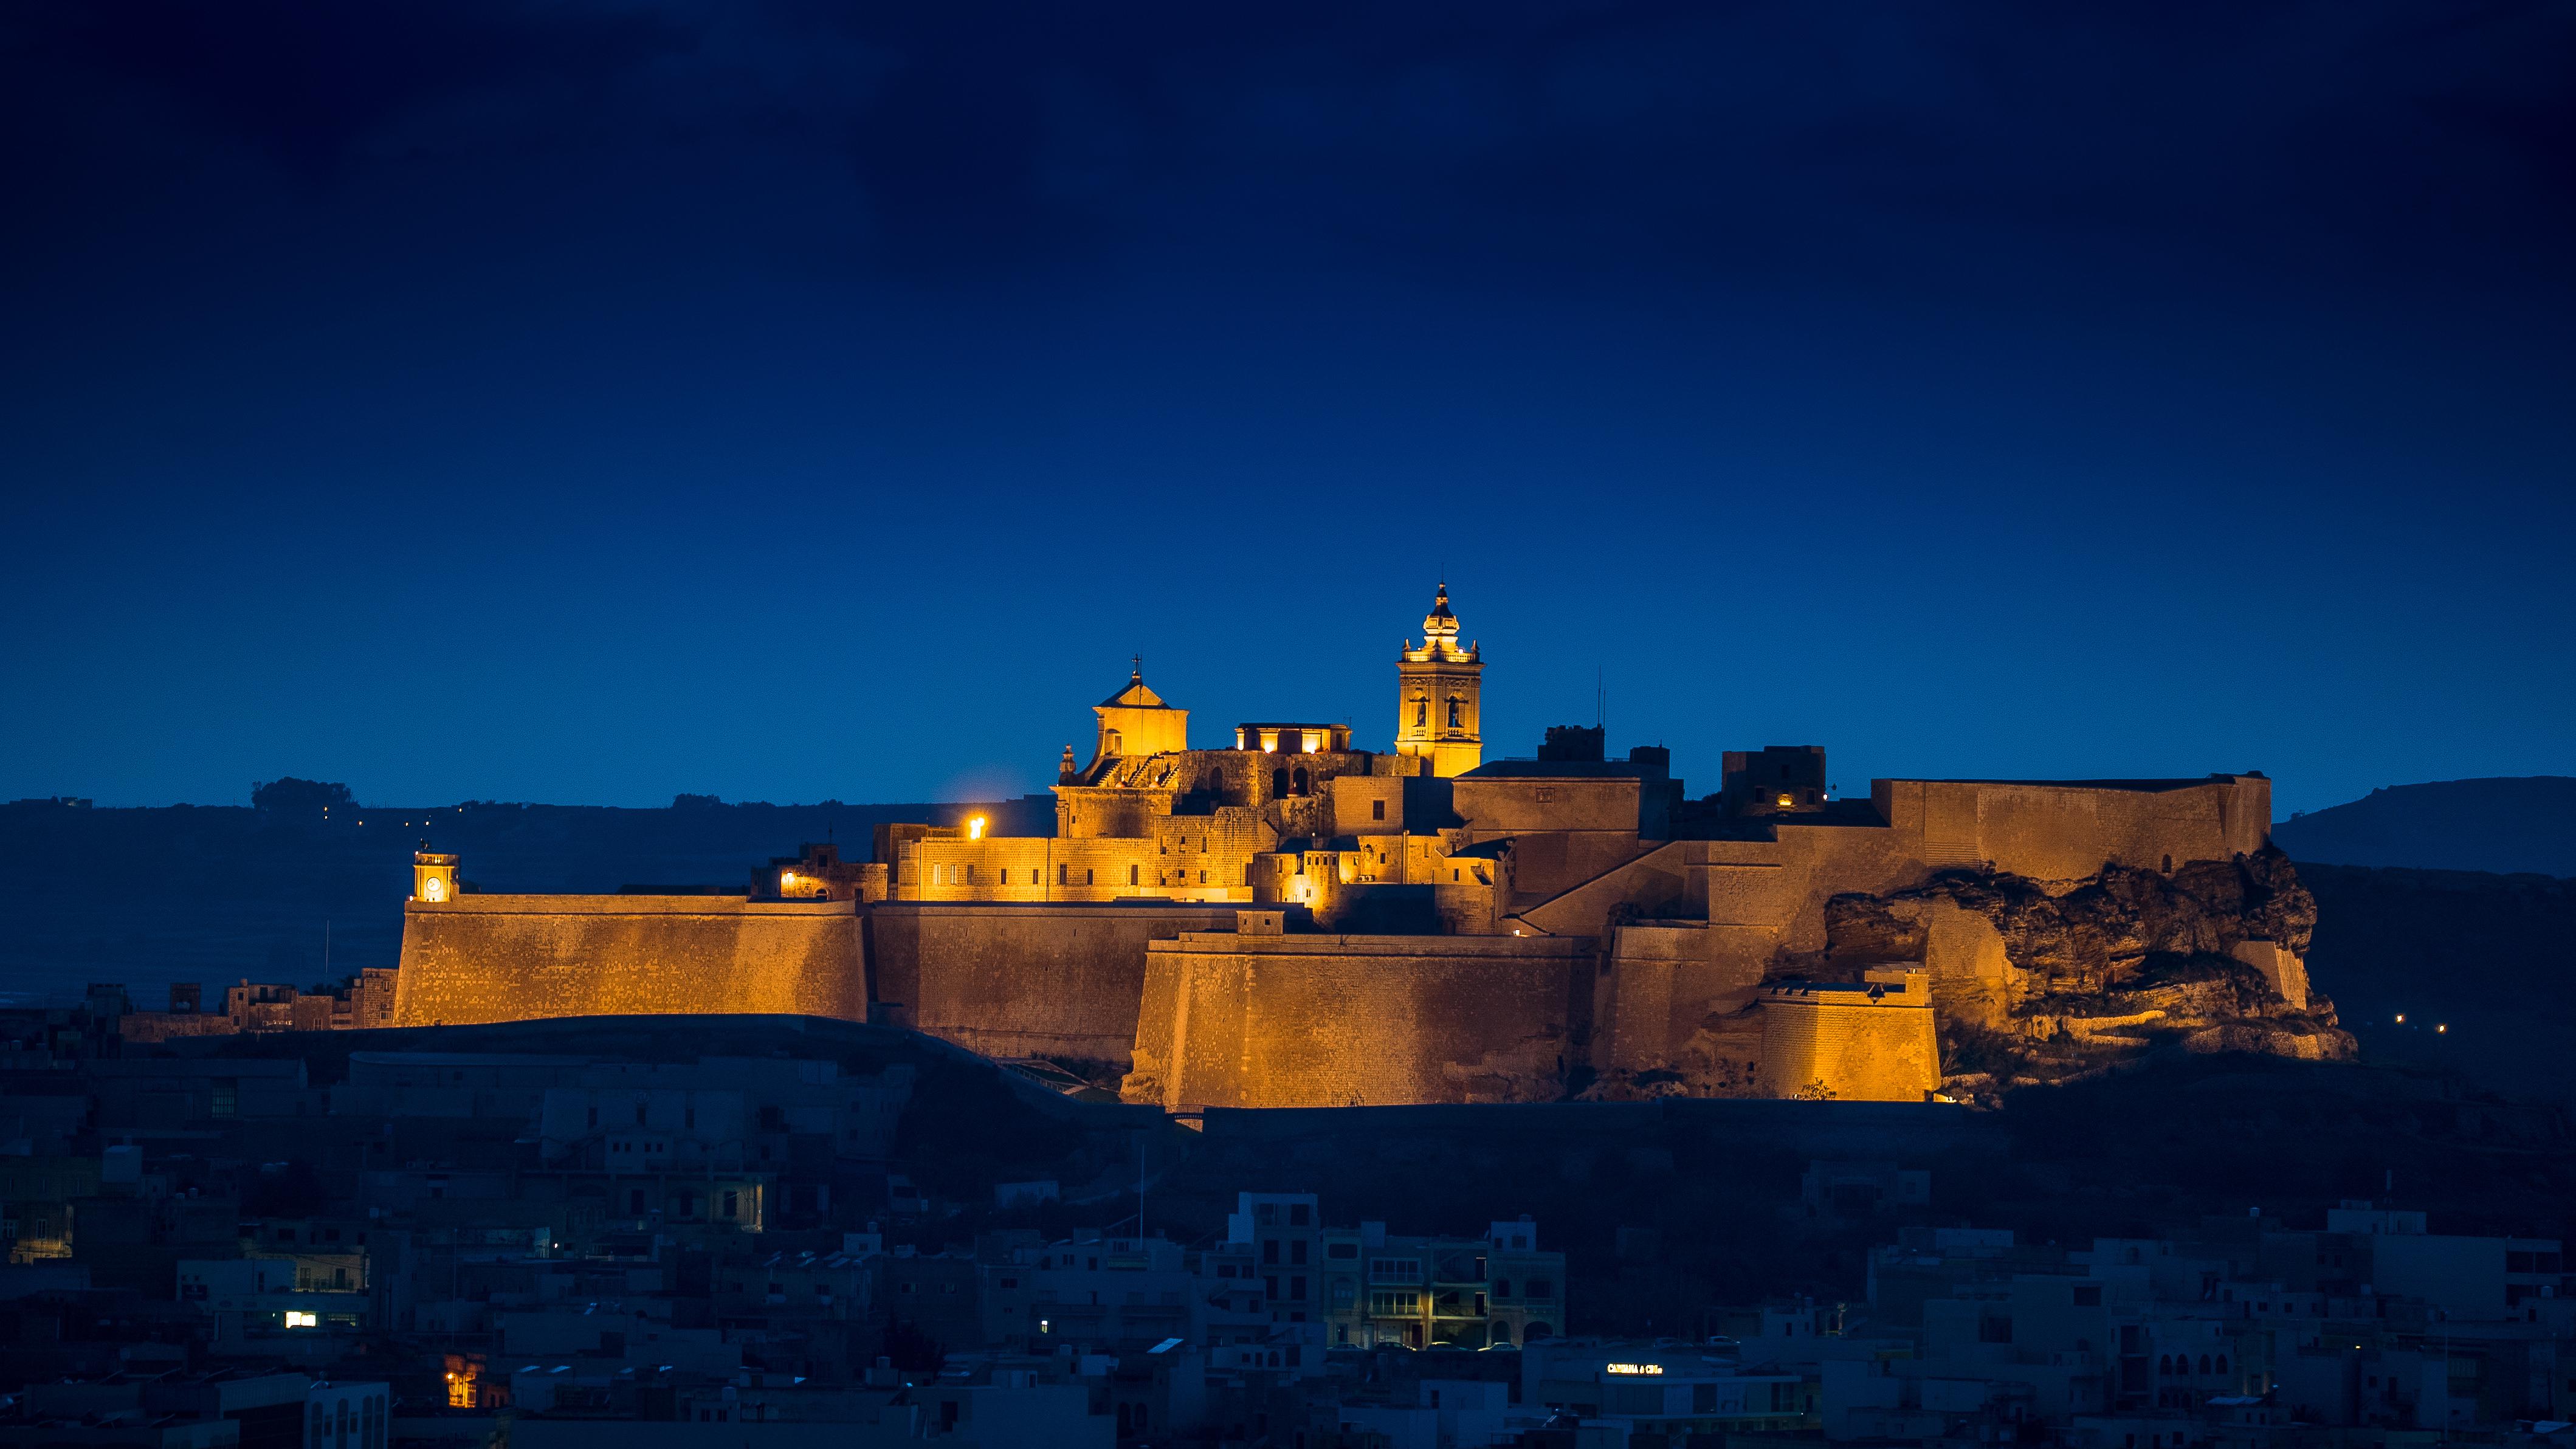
left=1123, top=932, right=1594, bottom=1110
left=1754, top=971, right=1941, bottom=1101
left=392, top=895, right=863, bottom=1027
left=382, top=588, right=2323, bottom=1108
left=866, top=901, right=1256, bottom=1067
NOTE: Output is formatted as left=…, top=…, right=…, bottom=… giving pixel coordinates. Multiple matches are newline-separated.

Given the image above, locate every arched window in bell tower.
left=1447, top=696, right=1463, bottom=728
left=1413, top=698, right=1428, bottom=729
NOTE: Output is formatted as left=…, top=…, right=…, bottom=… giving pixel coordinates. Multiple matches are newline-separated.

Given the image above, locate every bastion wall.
left=865, top=901, right=1253, bottom=1067
left=393, top=896, right=864, bottom=1027
left=1754, top=977, right=1942, bottom=1101
left=1123, top=932, right=1596, bottom=1110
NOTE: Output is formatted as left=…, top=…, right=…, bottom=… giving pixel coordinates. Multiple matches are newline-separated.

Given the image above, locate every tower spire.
left=1396, top=579, right=1484, bottom=777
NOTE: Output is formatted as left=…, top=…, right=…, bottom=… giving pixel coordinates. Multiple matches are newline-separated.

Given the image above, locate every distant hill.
left=2273, top=776, right=2576, bottom=878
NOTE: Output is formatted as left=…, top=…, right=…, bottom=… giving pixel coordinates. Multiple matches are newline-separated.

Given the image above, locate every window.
left=1414, top=700, right=1427, bottom=728
left=1368, top=1289, right=1420, bottom=1315
left=1368, top=1258, right=1420, bottom=1282
left=1291, top=1241, right=1309, bottom=1265
left=1290, top=1276, right=1306, bottom=1300
left=1128, top=864, right=1139, bottom=886
left=1526, top=1278, right=1553, bottom=1298
left=1290, top=1202, right=1310, bottom=1226
left=723, top=1190, right=740, bottom=1219
left=636, top=1103, right=648, bottom=1125
left=1448, top=697, right=1463, bottom=728
left=1493, top=1278, right=1511, bottom=1298
left=1262, top=1241, right=1279, bottom=1264
left=1328, top=1241, right=1357, bottom=1258
left=1086, top=869, right=1095, bottom=884
left=1058, top=863, right=1067, bottom=884
left=1371, top=799, right=1385, bottom=821
left=2073, top=1284, right=2101, bottom=1306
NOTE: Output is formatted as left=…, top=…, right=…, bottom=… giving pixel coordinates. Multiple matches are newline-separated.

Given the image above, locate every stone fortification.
left=375, top=588, right=2340, bottom=1112
left=1754, top=971, right=1942, bottom=1101
left=1123, top=932, right=1594, bottom=1109
left=393, top=895, right=863, bottom=1027
left=865, top=901, right=1257, bottom=1069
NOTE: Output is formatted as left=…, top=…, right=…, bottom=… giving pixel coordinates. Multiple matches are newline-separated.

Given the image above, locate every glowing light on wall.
left=968, top=816, right=987, bottom=841
left=420, top=876, right=447, bottom=903
left=286, top=1311, right=319, bottom=1328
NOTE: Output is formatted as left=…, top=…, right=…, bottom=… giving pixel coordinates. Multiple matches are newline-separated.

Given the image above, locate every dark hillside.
left=2298, top=862, right=2576, bottom=1106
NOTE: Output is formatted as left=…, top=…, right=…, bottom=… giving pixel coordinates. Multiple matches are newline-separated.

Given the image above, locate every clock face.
left=421, top=876, right=447, bottom=903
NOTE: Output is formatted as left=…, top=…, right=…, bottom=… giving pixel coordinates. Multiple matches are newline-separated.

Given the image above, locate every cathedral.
left=395, top=583, right=2325, bottom=1110
left=884, top=582, right=1509, bottom=932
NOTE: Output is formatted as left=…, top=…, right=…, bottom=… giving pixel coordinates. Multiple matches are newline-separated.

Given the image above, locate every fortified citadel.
left=394, top=585, right=2347, bottom=1106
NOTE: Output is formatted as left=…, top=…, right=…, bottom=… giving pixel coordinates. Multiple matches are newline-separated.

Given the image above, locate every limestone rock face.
left=1817, top=845, right=2353, bottom=1096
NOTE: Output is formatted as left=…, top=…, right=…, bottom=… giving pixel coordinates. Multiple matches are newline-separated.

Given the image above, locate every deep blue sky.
left=3, top=2, right=2570, bottom=817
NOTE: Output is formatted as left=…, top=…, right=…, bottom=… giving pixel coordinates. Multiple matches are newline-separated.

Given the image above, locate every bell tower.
left=413, top=844, right=459, bottom=903
left=1395, top=581, right=1483, bottom=777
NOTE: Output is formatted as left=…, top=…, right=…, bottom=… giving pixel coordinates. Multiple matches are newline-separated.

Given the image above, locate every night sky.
left=4, top=3, right=2570, bottom=816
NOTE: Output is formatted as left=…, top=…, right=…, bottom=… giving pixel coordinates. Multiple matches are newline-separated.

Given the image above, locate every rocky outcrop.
left=1816, top=845, right=2353, bottom=1099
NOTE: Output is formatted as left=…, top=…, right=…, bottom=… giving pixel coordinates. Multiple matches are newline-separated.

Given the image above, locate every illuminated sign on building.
left=1605, top=1363, right=1664, bottom=1375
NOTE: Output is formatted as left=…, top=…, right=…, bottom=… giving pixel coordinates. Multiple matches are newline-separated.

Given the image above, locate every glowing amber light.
left=968, top=816, right=987, bottom=841
left=420, top=876, right=447, bottom=903
left=286, top=1310, right=318, bottom=1328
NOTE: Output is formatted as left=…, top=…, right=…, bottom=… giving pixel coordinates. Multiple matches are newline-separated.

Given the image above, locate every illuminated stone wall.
left=1754, top=975, right=1941, bottom=1101
left=899, top=817, right=1272, bottom=904
left=1123, top=932, right=1594, bottom=1109
left=1519, top=777, right=2276, bottom=1084
left=864, top=901, right=1250, bottom=1067
left=1875, top=775, right=2272, bottom=880
left=392, top=895, right=863, bottom=1027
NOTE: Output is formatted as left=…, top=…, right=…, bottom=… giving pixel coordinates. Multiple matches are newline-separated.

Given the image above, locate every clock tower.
left=1395, top=581, right=1483, bottom=777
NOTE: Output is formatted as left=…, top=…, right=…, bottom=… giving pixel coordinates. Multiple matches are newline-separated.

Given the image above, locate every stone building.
left=392, top=582, right=2329, bottom=1107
